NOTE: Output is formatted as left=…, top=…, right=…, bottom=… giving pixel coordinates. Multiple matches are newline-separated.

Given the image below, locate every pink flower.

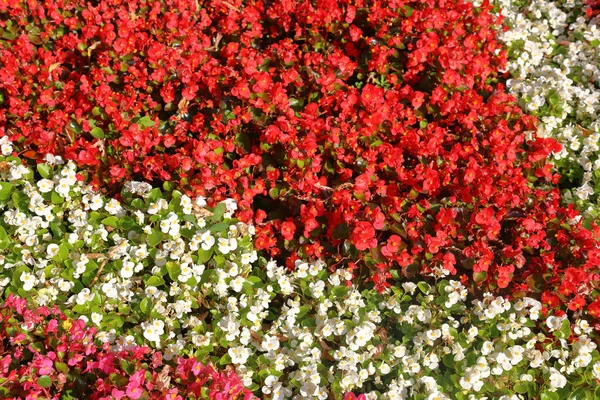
left=110, top=388, right=125, bottom=399
left=126, top=384, right=143, bottom=400
left=38, top=358, right=54, bottom=375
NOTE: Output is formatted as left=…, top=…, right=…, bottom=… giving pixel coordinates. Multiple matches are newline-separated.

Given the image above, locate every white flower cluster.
left=0, top=154, right=257, bottom=360
left=494, top=0, right=600, bottom=216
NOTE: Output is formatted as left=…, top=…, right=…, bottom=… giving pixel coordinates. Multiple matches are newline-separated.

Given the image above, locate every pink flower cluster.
left=0, top=295, right=253, bottom=400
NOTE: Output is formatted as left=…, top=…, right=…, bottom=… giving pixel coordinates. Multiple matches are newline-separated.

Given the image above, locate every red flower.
left=351, top=221, right=377, bottom=251
left=281, top=221, right=296, bottom=241
left=588, top=299, right=600, bottom=318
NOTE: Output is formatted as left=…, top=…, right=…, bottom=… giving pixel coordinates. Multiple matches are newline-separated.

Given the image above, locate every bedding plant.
left=494, top=0, right=600, bottom=222
left=0, top=148, right=598, bottom=399
left=0, top=0, right=600, bottom=399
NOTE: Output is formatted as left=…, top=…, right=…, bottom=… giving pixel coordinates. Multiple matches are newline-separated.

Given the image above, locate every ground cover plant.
left=0, top=146, right=599, bottom=399
left=2, top=0, right=600, bottom=309
left=494, top=0, right=600, bottom=222
left=1, top=0, right=600, bottom=399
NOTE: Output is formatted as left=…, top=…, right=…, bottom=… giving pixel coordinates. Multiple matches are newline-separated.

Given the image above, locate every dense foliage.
left=1, top=0, right=600, bottom=309
left=496, top=0, right=600, bottom=221
left=2, top=0, right=600, bottom=398
left=0, top=294, right=253, bottom=399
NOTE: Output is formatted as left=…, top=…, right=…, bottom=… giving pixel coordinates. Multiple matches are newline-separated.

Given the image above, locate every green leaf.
left=56, top=243, right=70, bottom=261
left=209, top=222, right=229, bottom=233
left=55, top=362, right=69, bottom=374
left=0, top=182, right=13, bottom=201
left=269, top=187, right=280, bottom=199
left=37, top=375, right=53, bottom=388
left=219, top=353, right=232, bottom=366
left=541, top=392, right=560, bottom=400
left=297, top=305, right=310, bottom=319
left=211, top=203, right=226, bottom=222
left=119, top=216, right=136, bottom=230
left=37, top=164, right=53, bottom=179
left=474, top=271, right=487, bottom=283
left=166, top=262, right=180, bottom=281
left=51, top=191, right=64, bottom=204
left=147, top=229, right=164, bottom=247
left=145, top=276, right=164, bottom=287
left=197, top=248, right=213, bottom=264
left=332, top=223, right=348, bottom=240
left=514, top=382, right=529, bottom=394
left=417, top=282, right=430, bottom=294
left=140, top=298, right=152, bottom=314
left=246, top=276, right=262, bottom=285
left=137, top=115, right=155, bottom=128
left=0, top=226, right=8, bottom=250
left=332, top=286, right=349, bottom=298
left=101, top=216, right=119, bottom=227
left=90, top=127, right=105, bottom=139
left=148, top=188, right=162, bottom=203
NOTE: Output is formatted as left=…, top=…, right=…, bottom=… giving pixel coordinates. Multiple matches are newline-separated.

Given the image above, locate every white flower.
left=379, top=362, right=391, bottom=375
left=36, top=179, right=54, bottom=193
left=20, top=272, right=36, bottom=291
left=228, top=346, right=250, bottom=364
left=592, top=362, right=600, bottom=379
left=546, top=315, right=563, bottom=331
left=549, top=371, right=567, bottom=390
left=459, top=367, right=482, bottom=391
left=76, top=288, right=94, bottom=305
left=1, top=143, right=13, bottom=156
left=142, top=324, right=159, bottom=342
left=230, top=275, right=245, bottom=293
left=46, top=243, right=60, bottom=258
left=91, top=312, right=103, bottom=326
left=262, top=335, right=280, bottom=351
left=120, top=261, right=135, bottom=279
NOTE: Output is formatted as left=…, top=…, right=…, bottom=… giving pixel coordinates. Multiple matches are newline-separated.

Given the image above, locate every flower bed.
left=1, top=0, right=600, bottom=398
left=496, top=0, right=600, bottom=222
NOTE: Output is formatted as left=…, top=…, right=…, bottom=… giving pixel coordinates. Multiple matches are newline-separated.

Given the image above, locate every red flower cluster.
left=1, top=0, right=600, bottom=312
left=0, top=295, right=252, bottom=400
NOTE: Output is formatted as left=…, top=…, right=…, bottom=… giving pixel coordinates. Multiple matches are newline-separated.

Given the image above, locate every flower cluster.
left=95, top=259, right=600, bottom=400
left=0, top=294, right=253, bottom=399
left=0, top=149, right=257, bottom=359
left=0, top=149, right=598, bottom=398
left=495, top=0, right=600, bottom=220
left=4, top=0, right=600, bottom=299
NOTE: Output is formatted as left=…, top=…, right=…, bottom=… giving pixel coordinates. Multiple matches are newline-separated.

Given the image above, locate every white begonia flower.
left=91, top=312, right=103, bottom=326
left=262, top=335, right=280, bottom=352
left=1, top=143, right=13, bottom=156
left=228, top=346, right=250, bottom=364
left=195, top=195, right=207, bottom=207
left=230, top=275, right=245, bottom=293
left=549, top=371, right=567, bottom=390
left=200, top=231, right=215, bottom=250
left=105, top=198, right=123, bottom=215
left=101, top=281, right=118, bottom=299
left=46, top=243, right=60, bottom=258
left=76, top=288, right=94, bottom=305
left=120, top=261, right=135, bottom=279
left=592, top=362, right=600, bottom=379
left=142, top=324, right=159, bottom=342
left=240, top=252, right=253, bottom=265
left=546, top=315, right=563, bottom=331
left=36, top=179, right=54, bottom=193
left=20, top=272, right=36, bottom=291
left=379, top=362, right=391, bottom=375
left=459, top=367, right=482, bottom=391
